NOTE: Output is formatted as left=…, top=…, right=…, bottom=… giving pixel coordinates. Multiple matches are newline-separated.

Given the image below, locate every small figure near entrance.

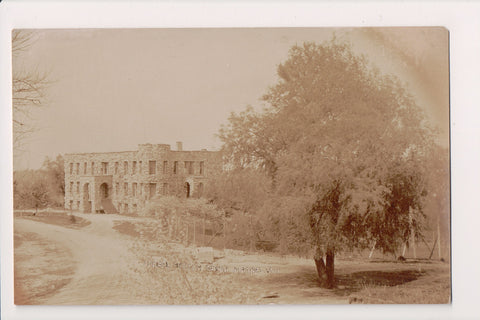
left=100, top=182, right=109, bottom=199
left=184, top=182, right=190, bottom=198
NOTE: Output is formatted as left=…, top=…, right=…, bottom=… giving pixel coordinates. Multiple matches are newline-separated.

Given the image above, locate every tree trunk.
left=325, top=248, right=335, bottom=288
left=314, top=247, right=335, bottom=288
left=314, top=247, right=328, bottom=287
left=314, top=257, right=328, bottom=287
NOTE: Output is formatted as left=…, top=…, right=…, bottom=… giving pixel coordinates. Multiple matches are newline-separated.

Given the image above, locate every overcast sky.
left=12, top=27, right=449, bottom=170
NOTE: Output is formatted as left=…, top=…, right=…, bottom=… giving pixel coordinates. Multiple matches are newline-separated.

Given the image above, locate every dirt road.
left=15, top=214, right=147, bottom=304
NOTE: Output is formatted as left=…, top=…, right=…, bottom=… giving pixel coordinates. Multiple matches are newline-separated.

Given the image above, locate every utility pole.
left=409, top=207, right=416, bottom=259
left=437, top=218, right=442, bottom=259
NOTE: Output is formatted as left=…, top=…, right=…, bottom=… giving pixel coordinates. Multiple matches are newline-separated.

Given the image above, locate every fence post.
left=203, top=214, right=206, bottom=246
left=368, top=240, right=376, bottom=259
left=250, top=215, right=254, bottom=252
left=223, top=214, right=226, bottom=251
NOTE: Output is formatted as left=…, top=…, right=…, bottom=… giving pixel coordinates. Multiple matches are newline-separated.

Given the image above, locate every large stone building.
left=64, top=142, right=221, bottom=214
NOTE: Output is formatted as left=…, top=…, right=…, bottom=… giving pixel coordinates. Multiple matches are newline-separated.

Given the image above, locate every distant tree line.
left=14, top=155, right=65, bottom=210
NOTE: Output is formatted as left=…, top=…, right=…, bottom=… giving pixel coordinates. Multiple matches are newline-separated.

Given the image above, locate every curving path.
left=15, top=213, right=144, bottom=305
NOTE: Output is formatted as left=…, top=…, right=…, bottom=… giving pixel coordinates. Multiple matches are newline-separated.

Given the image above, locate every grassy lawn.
left=14, top=225, right=75, bottom=304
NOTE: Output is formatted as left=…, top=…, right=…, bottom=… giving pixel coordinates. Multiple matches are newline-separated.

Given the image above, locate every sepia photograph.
left=10, top=27, right=451, bottom=306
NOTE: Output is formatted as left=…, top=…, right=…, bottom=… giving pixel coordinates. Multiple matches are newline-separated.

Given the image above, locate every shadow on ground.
left=334, top=269, right=424, bottom=296
left=257, top=265, right=424, bottom=298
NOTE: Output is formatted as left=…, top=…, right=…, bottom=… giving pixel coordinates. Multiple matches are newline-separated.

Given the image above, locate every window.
left=102, top=162, right=108, bottom=175
left=149, top=161, right=156, bottom=174
left=132, top=161, right=137, bottom=174
left=115, top=162, right=119, bottom=174
left=84, top=162, right=87, bottom=175
left=185, top=161, right=194, bottom=175
left=197, top=183, right=204, bottom=197
left=76, top=181, right=80, bottom=193
left=76, top=163, right=80, bottom=175
left=69, top=163, right=73, bottom=175
left=132, top=183, right=137, bottom=197
left=139, top=183, right=143, bottom=196
left=139, top=161, right=142, bottom=174
left=163, top=161, right=168, bottom=174
left=149, top=183, right=156, bottom=199
left=124, top=182, right=128, bottom=195
left=70, top=181, right=74, bottom=194
left=199, top=161, right=204, bottom=175
left=173, top=161, right=178, bottom=174
left=77, top=201, right=80, bottom=209
left=91, top=162, right=95, bottom=175
left=115, top=182, right=119, bottom=195
left=124, top=161, right=128, bottom=174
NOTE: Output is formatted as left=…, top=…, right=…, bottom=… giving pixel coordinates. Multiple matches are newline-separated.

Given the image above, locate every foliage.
left=215, top=39, right=437, bottom=286
left=13, top=170, right=50, bottom=209
left=423, top=146, right=450, bottom=235
left=41, top=155, right=65, bottom=205
left=257, top=196, right=313, bottom=255
left=367, top=158, right=429, bottom=255
left=205, top=167, right=271, bottom=215
left=141, top=196, right=222, bottom=221
left=13, top=154, right=65, bottom=209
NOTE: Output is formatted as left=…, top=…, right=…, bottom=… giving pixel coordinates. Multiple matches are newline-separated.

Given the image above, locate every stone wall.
left=64, top=143, right=222, bottom=214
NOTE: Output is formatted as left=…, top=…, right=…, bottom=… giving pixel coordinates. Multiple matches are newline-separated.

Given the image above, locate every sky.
left=12, top=27, right=449, bottom=170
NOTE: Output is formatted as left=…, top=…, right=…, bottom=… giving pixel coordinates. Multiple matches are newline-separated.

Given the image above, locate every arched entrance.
left=83, top=183, right=92, bottom=213
left=83, top=183, right=90, bottom=200
left=100, top=183, right=109, bottom=199
left=185, top=182, right=191, bottom=198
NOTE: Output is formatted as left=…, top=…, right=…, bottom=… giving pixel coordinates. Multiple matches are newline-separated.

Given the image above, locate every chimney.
left=176, top=141, right=183, bottom=151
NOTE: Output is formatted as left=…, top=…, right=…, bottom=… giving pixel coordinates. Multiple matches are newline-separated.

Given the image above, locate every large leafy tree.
left=41, top=154, right=65, bottom=206
left=218, top=40, right=436, bottom=288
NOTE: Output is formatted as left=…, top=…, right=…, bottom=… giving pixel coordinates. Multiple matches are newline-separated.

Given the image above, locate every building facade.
left=64, top=142, right=221, bottom=214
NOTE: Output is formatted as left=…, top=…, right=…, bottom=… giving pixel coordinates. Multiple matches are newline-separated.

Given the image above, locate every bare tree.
left=12, top=30, right=50, bottom=159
